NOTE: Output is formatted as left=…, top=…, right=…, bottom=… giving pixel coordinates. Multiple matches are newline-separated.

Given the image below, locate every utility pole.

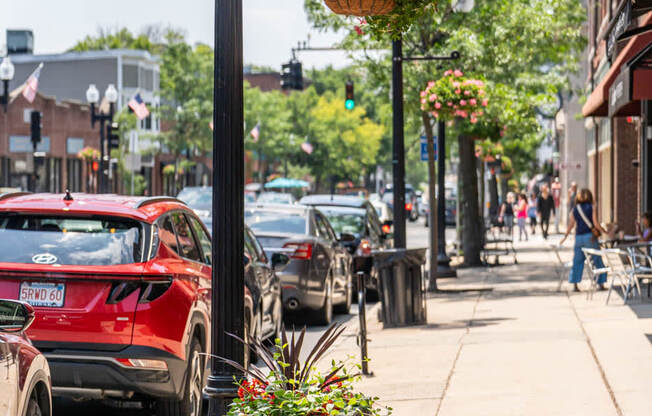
left=204, top=0, right=245, bottom=414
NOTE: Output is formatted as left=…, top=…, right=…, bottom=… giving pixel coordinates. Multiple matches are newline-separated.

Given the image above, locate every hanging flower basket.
left=420, top=70, right=488, bottom=124
left=324, top=0, right=395, bottom=16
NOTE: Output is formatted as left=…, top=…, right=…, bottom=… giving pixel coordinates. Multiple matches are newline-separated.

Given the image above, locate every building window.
left=123, top=64, right=139, bottom=88
left=9, top=136, right=50, bottom=153
left=598, top=118, right=610, bottom=149
left=586, top=126, right=596, bottom=154
left=66, top=137, right=85, bottom=155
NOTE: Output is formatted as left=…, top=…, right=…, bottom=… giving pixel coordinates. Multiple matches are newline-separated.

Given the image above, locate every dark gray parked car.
left=245, top=204, right=353, bottom=324
left=299, top=195, right=393, bottom=295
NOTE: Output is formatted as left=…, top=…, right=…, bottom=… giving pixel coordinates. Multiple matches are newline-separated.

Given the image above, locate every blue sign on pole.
left=420, top=135, right=437, bottom=162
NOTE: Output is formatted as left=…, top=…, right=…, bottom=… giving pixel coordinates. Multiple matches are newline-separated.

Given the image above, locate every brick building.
left=582, top=0, right=652, bottom=234
left=0, top=90, right=100, bottom=193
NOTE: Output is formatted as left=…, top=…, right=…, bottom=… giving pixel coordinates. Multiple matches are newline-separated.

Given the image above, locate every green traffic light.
left=345, top=99, right=355, bottom=110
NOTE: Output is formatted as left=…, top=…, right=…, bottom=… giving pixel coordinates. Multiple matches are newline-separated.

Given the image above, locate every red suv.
left=0, top=192, right=277, bottom=416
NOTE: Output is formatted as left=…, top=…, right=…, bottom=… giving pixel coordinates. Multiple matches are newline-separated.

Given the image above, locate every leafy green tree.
left=305, top=0, right=585, bottom=265
left=244, top=82, right=293, bottom=183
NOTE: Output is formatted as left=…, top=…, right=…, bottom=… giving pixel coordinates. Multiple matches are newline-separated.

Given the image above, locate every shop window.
left=123, top=64, right=139, bottom=88
left=9, top=136, right=50, bottom=153
left=66, top=138, right=85, bottom=155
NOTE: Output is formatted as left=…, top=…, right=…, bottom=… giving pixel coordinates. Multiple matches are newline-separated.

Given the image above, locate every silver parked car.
left=0, top=299, right=52, bottom=416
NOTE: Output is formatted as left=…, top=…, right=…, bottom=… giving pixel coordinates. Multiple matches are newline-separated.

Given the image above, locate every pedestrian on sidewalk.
left=499, top=192, right=515, bottom=236
left=537, top=185, right=555, bottom=240
left=636, top=212, right=652, bottom=243
left=560, top=188, right=607, bottom=292
left=528, top=193, right=538, bottom=235
left=551, top=177, right=561, bottom=233
left=516, top=193, right=529, bottom=241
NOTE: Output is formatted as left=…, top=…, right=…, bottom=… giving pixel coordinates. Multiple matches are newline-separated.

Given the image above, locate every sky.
left=2, top=0, right=352, bottom=69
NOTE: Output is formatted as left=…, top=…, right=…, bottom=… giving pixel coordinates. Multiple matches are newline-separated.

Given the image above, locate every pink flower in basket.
left=421, top=98, right=427, bottom=104
left=420, top=91, right=427, bottom=98
left=444, top=70, right=453, bottom=76
left=428, top=81, right=436, bottom=88
left=464, top=90, right=471, bottom=96
left=434, top=102, right=442, bottom=109
left=429, top=94, right=437, bottom=102
left=482, top=99, right=488, bottom=107
left=432, top=111, right=439, bottom=118
left=447, top=102, right=453, bottom=107
left=452, top=81, right=461, bottom=88
left=470, top=117, right=478, bottom=124
left=460, top=99, right=467, bottom=106
left=470, top=98, right=477, bottom=106
left=454, top=69, right=464, bottom=77
left=455, top=89, right=461, bottom=95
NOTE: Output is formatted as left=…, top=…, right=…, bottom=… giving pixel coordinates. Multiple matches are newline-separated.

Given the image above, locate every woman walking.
left=516, top=193, right=529, bottom=241
left=560, top=188, right=607, bottom=292
left=537, top=185, right=556, bottom=240
left=528, top=193, right=538, bottom=235
left=499, top=192, right=515, bottom=236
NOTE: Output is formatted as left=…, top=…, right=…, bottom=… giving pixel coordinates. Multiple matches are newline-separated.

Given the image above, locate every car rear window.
left=245, top=210, right=306, bottom=235
left=318, top=208, right=366, bottom=237
left=0, top=214, right=142, bottom=266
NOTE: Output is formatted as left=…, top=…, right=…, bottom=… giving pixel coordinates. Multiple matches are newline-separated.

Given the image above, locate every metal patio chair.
left=550, top=243, right=572, bottom=292
left=581, top=247, right=610, bottom=300
left=601, top=249, right=637, bottom=305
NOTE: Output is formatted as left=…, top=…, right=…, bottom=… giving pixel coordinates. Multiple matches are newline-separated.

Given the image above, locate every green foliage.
left=220, top=325, right=390, bottom=416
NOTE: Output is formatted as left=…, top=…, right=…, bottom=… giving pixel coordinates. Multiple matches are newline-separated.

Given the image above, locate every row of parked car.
left=0, top=189, right=394, bottom=416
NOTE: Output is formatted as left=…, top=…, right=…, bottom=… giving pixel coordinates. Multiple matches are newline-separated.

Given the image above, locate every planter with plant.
left=419, top=69, right=487, bottom=124
left=321, top=0, right=442, bottom=39
left=218, top=324, right=390, bottom=415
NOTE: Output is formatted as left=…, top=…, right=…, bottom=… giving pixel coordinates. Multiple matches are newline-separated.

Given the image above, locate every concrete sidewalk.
left=327, top=237, right=652, bottom=416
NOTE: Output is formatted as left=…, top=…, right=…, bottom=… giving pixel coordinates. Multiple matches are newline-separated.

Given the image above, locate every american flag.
left=301, top=141, right=314, bottom=155
left=128, top=93, right=150, bottom=120
left=250, top=123, right=260, bottom=142
left=22, top=63, right=43, bottom=104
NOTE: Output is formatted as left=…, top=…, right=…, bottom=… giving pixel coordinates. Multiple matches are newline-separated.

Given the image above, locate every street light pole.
left=437, top=121, right=456, bottom=277
left=392, top=38, right=407, bottom=249
left=204, top=0, right=245, bottom=414
left=0, top=56, right=15, bottom=113
left=86, top=84, right=117, bottom=193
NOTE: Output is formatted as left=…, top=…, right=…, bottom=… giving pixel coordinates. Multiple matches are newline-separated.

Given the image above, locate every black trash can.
left=374, top=248, right=427, bottom=328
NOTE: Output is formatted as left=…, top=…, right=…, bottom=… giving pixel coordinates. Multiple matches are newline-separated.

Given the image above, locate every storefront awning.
left=582, top=13, right=652, bottom=117
left=608, top=43, right=652, bottom=116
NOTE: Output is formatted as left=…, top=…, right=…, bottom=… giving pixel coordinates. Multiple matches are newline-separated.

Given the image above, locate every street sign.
left=420, top=135, right=437, bottom=162
left=125, top=154, right=142, bottom=171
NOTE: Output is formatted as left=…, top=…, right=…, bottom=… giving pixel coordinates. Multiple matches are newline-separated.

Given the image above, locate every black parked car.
left=243, top=225, right=286, bottom=355
left=245, top=204, right=353, bottom=324
left=299, top=195, right=392, bottom=294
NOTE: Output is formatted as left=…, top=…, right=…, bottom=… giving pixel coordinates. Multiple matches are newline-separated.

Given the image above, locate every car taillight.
left=382, top=224, right=391, bottom=234
left=405, top=203, right=413, bottom=211
left=358, top=239, right=372, bottom=256
left=283, top=242, right=313, bottom=259
left=115, top=358, right=168, bottom=370
left=106, top=282, right=141, bottom=304
left=138, top=281, right=173, bottom=304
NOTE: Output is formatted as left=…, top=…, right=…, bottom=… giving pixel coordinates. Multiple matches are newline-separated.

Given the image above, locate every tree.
left=305, top=0, right=585, bottom=265
left=71, top=27, right=214, bottom=195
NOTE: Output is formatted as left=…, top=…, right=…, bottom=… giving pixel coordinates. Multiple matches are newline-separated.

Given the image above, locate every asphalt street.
left=54, top=218, right=452, bottom=415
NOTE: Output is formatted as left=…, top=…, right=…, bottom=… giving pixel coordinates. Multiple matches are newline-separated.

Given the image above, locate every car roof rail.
left=136, top=197, right=187, bottom=209
left=0, top=192, right=32, bottom=202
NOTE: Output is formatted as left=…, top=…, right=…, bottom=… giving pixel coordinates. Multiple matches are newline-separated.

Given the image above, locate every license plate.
left=19, top=282, right=66, bottom=308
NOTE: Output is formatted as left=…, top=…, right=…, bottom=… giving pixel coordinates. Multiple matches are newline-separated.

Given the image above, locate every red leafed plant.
left=420, top=69, right=488, bottom=123
left=219, top=324, right=391, bottom=415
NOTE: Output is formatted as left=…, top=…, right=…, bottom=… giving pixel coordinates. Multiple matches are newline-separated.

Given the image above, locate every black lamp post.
left=86, top=84, right=118, bottom=193
left=0, top=56, right=15, bottom=113
left=436, top=121, right=456, bottom=277
left=204, top=0, right=245, bottom=414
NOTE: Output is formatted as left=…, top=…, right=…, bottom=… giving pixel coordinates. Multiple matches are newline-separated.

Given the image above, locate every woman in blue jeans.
left=559, top=188, right=607, bottom=292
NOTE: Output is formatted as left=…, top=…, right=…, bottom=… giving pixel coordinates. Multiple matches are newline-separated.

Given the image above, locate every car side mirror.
left=339, top=232, right=356, bottom=243
left=271, top=253, right=290, bottom=271
left=0, top=300, right=35, bottom=333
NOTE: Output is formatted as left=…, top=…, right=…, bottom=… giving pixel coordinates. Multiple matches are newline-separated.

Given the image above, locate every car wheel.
left=25, top=396, right=42, bottom=416
left=157, top=338, right=203, bottom=416
left=315, top=275, right=333, bottom=325
left=334, top=271, right=352, bottom=314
